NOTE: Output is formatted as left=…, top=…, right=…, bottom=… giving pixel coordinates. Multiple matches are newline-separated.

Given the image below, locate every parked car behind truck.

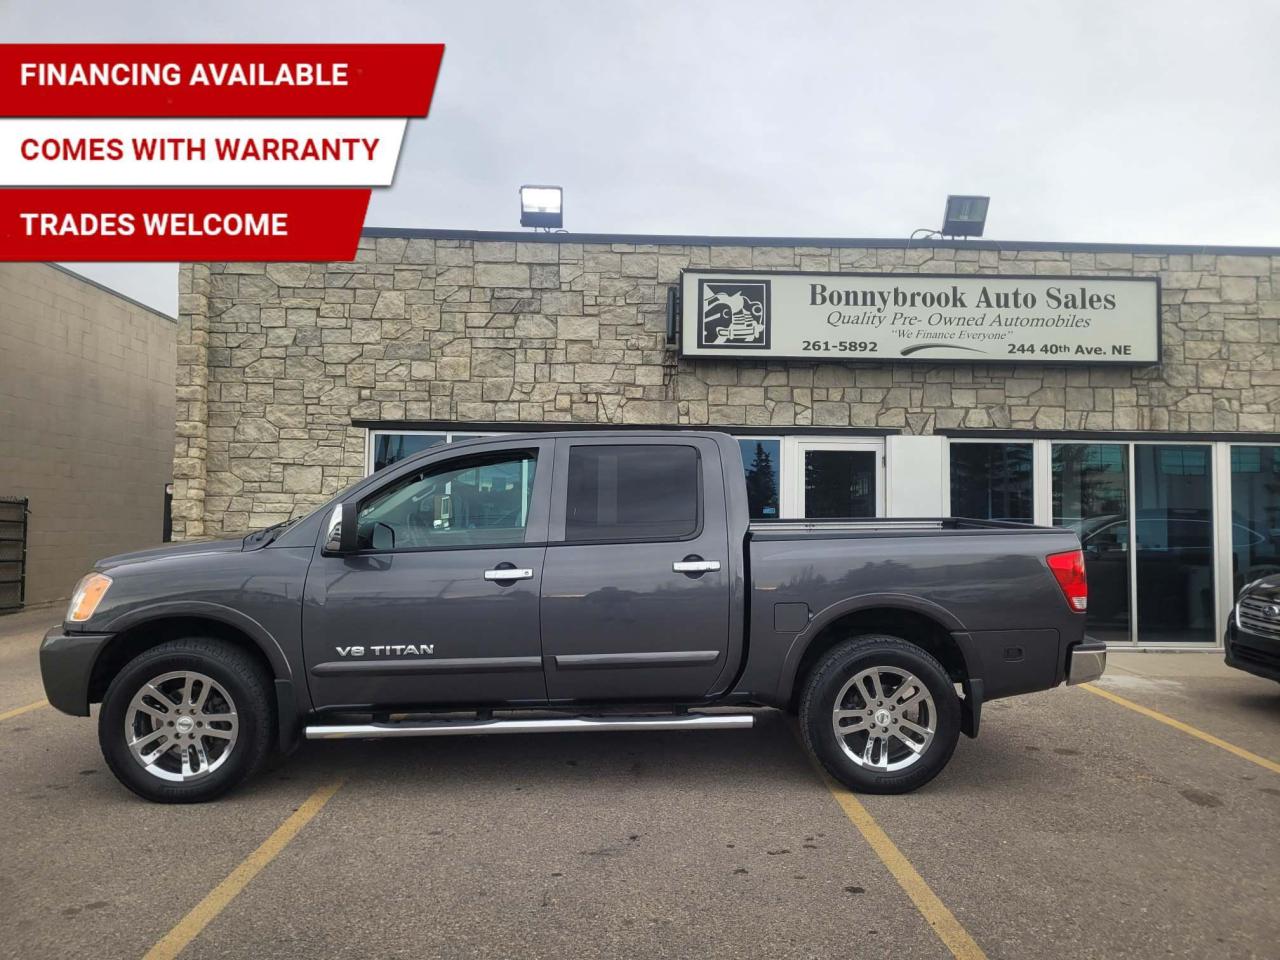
left=40, top=431, right=1105, bottom=802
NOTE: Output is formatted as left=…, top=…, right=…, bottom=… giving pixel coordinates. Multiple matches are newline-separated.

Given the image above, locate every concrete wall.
left=0, top=264, right=176, bottom=605
left=172, top=233, right=1280, bottom=539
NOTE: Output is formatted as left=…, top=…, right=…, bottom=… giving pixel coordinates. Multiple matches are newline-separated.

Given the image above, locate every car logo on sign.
left=698, top=279, right=770, bottom=349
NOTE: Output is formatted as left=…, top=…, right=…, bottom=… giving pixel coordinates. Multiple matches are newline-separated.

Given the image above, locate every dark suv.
left=1227, top=574, right=1280, bottom=682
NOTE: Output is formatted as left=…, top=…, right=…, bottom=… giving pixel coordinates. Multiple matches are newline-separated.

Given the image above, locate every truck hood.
left=96, top=535, right=247, bottom=570
left=1243, top=575, right=1280, bottom=603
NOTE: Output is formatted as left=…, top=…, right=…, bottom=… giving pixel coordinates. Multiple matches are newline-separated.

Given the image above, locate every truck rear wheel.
left=98, top=638, right=274, bottom=803
left=799, top=634, right=960, bottom=794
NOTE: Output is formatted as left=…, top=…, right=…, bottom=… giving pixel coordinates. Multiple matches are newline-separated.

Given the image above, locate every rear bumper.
left=1066, top=639, right=1107, bottom=685
left=39, top=627, right=113, bottom=716
left=1225, top=623, right=1280, bottom=683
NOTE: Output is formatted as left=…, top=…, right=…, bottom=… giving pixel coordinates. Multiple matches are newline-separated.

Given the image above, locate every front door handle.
left=672, top=559, right=721, bottom=573
left=484, top=567, right=534, bottom=581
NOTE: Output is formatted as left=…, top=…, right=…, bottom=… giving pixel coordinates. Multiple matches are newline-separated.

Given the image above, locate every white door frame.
left=781, top=437, right=886, bottom=519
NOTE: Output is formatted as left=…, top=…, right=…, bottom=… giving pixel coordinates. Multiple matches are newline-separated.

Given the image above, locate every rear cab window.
left=563, top=444, right=700, bottom=543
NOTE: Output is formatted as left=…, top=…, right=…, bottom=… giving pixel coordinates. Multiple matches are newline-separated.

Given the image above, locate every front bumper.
left=1066, top=639, right=1107, bottom=685
left=39, top=627, right=114, bottom=716
left=1225, top=622, right=1280, bottom=683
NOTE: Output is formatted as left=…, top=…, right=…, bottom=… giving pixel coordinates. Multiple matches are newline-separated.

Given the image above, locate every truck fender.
left=99, top=600, right=294, bottom=682
left=98, top=600, right=304, bottom=750
left=774, top=592, right=975, bottom=704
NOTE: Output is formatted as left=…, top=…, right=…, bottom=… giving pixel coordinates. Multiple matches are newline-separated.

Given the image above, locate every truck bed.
left=748, top=517, right=1053, bottom=538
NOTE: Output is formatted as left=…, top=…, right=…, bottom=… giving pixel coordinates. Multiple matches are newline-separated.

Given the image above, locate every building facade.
left=174, top=230, right=1280, bottom=648
left=0, top=263, right=176, bottom=607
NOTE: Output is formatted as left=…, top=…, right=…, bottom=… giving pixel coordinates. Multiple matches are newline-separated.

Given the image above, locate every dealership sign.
left=679, top=270, right=1160, bottom=365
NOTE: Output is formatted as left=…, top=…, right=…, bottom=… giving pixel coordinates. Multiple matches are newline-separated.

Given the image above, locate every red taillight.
left=1047, top=549, right=1088, bottom=612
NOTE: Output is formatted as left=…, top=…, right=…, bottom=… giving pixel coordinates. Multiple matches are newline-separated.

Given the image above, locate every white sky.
left=6, top=0, right=1278, bottom=316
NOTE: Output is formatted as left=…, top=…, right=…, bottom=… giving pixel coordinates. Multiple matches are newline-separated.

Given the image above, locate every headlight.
left=66, top=572, right=112, bottom=623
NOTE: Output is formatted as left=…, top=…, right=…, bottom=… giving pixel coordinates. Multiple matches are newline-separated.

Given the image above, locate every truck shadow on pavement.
left=255, top=707, right=1048, bottom=802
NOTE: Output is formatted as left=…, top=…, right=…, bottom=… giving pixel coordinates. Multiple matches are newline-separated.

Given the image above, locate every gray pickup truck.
left=40, top=431, right=1104, bottom=803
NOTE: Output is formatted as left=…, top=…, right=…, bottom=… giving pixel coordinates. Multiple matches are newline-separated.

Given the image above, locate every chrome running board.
left=305, top=713, right=755, bottom=740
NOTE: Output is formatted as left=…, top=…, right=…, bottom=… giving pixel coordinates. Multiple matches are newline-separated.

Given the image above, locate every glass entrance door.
left=1051, top=440, right=1216, bottom=645
left=1053, top=443, right=1131, bottom=645
left=782, top=440, right=884, bottom=519
left=1133, top=445, right=1215, bottom=643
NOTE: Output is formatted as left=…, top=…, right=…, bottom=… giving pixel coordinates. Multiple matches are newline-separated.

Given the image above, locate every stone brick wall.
left=173, top=234, right=1280, bottom=538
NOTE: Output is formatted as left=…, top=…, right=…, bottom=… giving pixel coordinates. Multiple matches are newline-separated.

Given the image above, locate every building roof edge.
left=360, top=226, right=1280, bottom=258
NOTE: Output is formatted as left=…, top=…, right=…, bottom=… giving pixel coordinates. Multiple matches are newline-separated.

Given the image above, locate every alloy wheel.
left=124, top=670, right=239, bottom=782
left=831, top=666, right=936, bottom=772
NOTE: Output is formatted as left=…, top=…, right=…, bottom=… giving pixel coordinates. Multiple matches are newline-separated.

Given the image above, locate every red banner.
left=0, top=44, right=444, bottom=116
left=0, top=188, right=372, bottom=260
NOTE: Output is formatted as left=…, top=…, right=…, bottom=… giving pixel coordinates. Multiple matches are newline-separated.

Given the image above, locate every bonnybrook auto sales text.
left=809, top=282, right=1117, bottom=311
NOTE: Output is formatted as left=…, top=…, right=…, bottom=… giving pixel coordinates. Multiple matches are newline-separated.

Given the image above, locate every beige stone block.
left=283, top=464, right=323, bottom=493
left=515, top=314, right=558, bottom=338
left=516, top=242, right=559, bottom=264
left=371, top=290, right=406, bottom=319
left=708, top=246, right=752, bottom=269
left=437, top=355, right=471, bottom=380
left=475, top=262, right=531, bottom=287
left=584, top=252, right=621, bottom=274
left=557, top=316, right=599, bottom=340
left=474, top=241, right=516, bottom=262
left=541, top=291, right=583, bottom=315
left=1096, top=252, right=1133, bottom=269
left=621, top=254, right=658, bottom=277
left=1225, top=318, right=1260, bottom=341
left=621, top=400, right=678, bottom=423
left=1217, top=255, right=1270, bottom=276
left=1222, top=277, right=1256, bottom=303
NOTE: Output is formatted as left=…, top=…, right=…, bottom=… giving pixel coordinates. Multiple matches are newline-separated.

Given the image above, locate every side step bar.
left=305, top=713, right=755, bottom=740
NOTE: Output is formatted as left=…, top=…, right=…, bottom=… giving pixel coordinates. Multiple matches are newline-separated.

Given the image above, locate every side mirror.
left=323, top=501, right=361, bottom=555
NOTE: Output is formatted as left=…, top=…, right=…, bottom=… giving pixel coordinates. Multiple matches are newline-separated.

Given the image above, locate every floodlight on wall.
left=520, top=185, right=563, bottom=230
left=941, top=195, right=989, bottom=237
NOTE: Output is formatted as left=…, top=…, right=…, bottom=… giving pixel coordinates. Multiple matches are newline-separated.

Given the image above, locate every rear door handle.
left=672, top=560, right=721, bottom=573
left=484, top=568, right=534, bottom=581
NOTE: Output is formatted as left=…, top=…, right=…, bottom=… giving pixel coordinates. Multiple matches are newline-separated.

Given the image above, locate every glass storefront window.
left=1133, top=445, right=1215, bottom=644
left=804, top=449, right=877, bottom=518
left=739, top=439, right=780, bottom=519
left=1230, top=446, right=1280, bottom=593
left=372, top=433, right=446, bottom=472
left=1054, top=443, right=1130, bottom=645
left=949, top=443, right=1033, bottom=522
left=369, top=431, right=501, bottom=473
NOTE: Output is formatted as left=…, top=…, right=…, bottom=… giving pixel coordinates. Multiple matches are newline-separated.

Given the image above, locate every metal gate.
left=0, top=497, right=29, bottom=612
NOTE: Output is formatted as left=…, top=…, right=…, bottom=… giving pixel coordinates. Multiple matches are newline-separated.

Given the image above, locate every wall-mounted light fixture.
left=519, top=185, right=563, bottom=230
left=941, top=195, right=989, bottom=237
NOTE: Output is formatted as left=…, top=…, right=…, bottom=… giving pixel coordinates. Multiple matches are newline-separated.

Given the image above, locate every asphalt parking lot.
left=1, top=607, right=1278, bottom=960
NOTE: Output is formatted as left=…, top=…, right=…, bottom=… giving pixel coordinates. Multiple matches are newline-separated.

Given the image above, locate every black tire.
left=799, top=634, right=961, bottom=794
left=99, top=638, right=274, bottom=803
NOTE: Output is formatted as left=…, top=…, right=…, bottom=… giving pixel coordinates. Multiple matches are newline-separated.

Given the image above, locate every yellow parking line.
left=1081, top=683, right=1280, bottom=775
left=0, top=698, right=48, bottom=722
left=793, top=725, right=986, bottom=960
left=142, top=779, right=344, bottom=960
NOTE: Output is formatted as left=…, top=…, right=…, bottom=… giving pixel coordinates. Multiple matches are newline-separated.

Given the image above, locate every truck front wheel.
left=98, top=638, right=274, bottom=803
left=799, top=635, right=961, bottom=794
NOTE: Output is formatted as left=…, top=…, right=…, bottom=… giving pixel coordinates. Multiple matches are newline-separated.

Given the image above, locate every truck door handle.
left=483, top=567, right=534, bottom=581
left=672, top=559, right=721, bottom=573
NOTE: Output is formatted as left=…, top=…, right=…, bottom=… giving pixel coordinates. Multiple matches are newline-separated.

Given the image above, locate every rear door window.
left=564, top=444, right=699, bottom=542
